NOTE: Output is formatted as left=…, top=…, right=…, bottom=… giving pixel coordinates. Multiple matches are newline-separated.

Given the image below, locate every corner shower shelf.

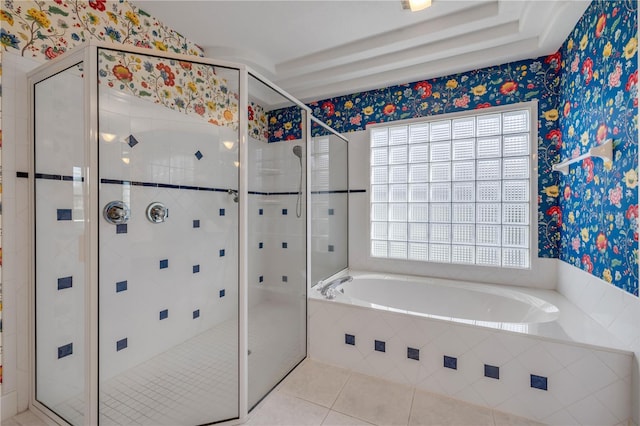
left=552, top=139, right=613, bottom=175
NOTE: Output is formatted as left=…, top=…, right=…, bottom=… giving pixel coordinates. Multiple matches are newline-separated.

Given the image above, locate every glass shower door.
left=247, top=74, right=307, bottom=408
left=97, top=49, right=240, bottom=425
left=34, top=61, right=87, bottom=426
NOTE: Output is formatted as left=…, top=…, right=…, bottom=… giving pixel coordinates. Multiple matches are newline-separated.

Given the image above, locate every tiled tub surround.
left=309, top=271, right=633, bottom=425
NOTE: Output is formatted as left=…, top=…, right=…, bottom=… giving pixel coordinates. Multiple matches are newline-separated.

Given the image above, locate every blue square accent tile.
left=116, top=281, right=128, bottom=293
left=195, top=150, right=203, bottom=160
left=193, top=309, right=200, bottom=319
left=57, top=343, right=73, bottom=359
left=328, top=245, right=335, bottom=252
left=328, top=208, right=335, bottom=215
left=484, top=364, right=500, bottom=380
left=375, top=340, right=386, bottom=352
left=57, top=209, right=72, bottom=221
left=259, top=275, right=264, bottom=283
left=282, top=208, right=288, bottom=215
left=193, top=219, right=200, bottom=228
left=116, top=224, right=127, bottom=234
left=282, top=275, right=288, bottom=282
left=219, top=289, right=226, bottom=298
left=127, top=135, right=139, bottom=147
left=259, top=242, right=263, bottom=249
left=116, top=338, right=128, bottom=351
left=219, top=249, right=225, bottom=257
left=219, top=208, right=225, bottom=216
left=282, top=242, right=288, bottom=249
left=160, top=259, right=169, bottom=269
left=444, top=355, right=457, bottom=370
left=159, top=309, right=168, bottom=320
left=193, top=264, right=200, bottom=273
left=407, top=347, right=420, bottom=361
left=531, top=374, right=548, bottom=391
left=57, top=276, right=73, bottom=290
left=345, top=334, right=355, bottom=345
left=259, top=208, right=263, bottom=215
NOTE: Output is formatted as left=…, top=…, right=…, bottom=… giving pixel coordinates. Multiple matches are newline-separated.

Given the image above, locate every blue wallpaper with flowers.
left=270, top=55, right=564, bottom=259
left=558, top=0, right=638, bottom=296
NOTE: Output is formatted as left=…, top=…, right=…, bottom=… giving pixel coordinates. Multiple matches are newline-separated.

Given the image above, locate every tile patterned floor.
left=8, top=359, right=545, bottom=426
left=247, top=359, right=544, bottom=426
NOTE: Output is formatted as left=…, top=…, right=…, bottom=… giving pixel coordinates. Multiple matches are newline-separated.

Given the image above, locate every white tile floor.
left=247, top=359, right=544, bottom=426
left=9, top=349, right=545, bottom=426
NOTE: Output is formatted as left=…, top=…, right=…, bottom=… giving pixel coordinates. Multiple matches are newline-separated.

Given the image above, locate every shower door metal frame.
left=27, top=40, right=314, bottom=425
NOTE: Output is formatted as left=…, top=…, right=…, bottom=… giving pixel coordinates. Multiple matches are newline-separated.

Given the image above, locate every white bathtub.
left=321, top=272, right=559, bottom=325
left=309, top=270, right=633, bottom=424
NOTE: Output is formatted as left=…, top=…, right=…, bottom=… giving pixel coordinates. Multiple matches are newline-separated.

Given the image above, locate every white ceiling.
left=137, top=0, right=590, bottom=106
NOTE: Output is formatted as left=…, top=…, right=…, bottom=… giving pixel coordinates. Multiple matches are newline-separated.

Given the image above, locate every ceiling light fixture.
left=401, top=0, right=432, bottom=12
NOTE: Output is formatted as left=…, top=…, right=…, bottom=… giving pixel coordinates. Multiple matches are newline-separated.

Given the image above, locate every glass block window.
left=369, top=106, right=532, bottom=269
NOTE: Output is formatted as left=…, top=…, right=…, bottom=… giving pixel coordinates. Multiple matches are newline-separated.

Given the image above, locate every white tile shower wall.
left=308, top=298, right=633, bottom=425
left=248, top=137, right=307, bottom=304
left=310, top=134, right=349, bottom=284
left=346, top=129, right=558, bottom=289
left=2, top=52, right=47, bottom=419
left=557, top=261, right=640, bottom=425
left=99, top=185, right=238, bottom=380
left=311, top=194, right=348, bottom=284
left=97, top=87, right=240, bottom=380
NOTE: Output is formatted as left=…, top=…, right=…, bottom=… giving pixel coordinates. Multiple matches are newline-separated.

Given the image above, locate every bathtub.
left=308, top=270, right=633, bottom=425
left=317, top=272, right=559, bottom=326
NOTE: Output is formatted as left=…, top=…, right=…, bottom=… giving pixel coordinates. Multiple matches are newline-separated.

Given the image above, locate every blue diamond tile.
left=58, top=343, right=73, bottom=359
left=219, top=249, right=225, bottom=257
left=57, top=209, right=72, bottom=221
left=485, top=364, right=500, bottom=380
left=328, top=208, right=335, bottom=215
left=193, top=309, right=200, bottom=319
left=160, top=259, right=169, bottom=269
left=531, top=374, right=548, bottom=391
left=57, top=276, right=73, bottom=290
left=219, top=208, right=225, bottom=216
left=127, top=135, right=139, bottom=148
left=259, top=275, right=264, bottom=283
left=328, top=245, right=335, bottom=252
left=259, top=208, right=263, bottom=215
left=259, top=242, right=263, bottom=249
left=159, top=309, right=169, bottom=320
left=282, top=208, right=288, bottom=215
left=116, top=281, right=128, bottom=293
left=116, top=224, right=127, bottom=234
left=193, top=219, right=200, bottom=228
left=219, top=289, right=225, bottom=298
left=407, top=347, right=420, bottom=361
left=444, top=355, right=457, bottom=370
left=345, top=334, right=355, bottom=345
left=282, top=242, right=288, bottom=249
left=193, top=264, right=200, bottom=273
left=116, top=338, right=128, bottom=351
left=282, top=275, right=288, bottom=282
left=195, top=150, right=203, bottom=160
left=375, top=340, right=386, bottom=352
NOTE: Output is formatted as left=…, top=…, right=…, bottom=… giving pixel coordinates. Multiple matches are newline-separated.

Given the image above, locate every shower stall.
left=28, top=42, right=314, bottom=425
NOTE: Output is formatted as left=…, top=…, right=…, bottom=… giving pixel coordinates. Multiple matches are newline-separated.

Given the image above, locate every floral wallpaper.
left=0, top=0, right=203, bottom=58
left=99, top=49, right=240, bottom=129
left=270, top=55, right=564, bottom=259
left=558, top=0, right=638, bottom=296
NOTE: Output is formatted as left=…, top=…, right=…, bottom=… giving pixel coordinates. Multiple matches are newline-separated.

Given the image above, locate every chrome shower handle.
left=103, top=201, right=130, bottom=225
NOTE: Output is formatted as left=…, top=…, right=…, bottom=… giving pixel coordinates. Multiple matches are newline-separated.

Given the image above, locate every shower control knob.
left=146, top=202, right=167, bottom=223
left=103, top=201, right=130, bottom=225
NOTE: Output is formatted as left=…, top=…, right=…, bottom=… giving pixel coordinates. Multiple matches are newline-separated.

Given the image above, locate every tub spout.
left=318, top=276, right=353, bottom=299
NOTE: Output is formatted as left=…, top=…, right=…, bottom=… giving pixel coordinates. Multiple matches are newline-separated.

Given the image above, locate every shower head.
left=293, top=145, right=303, bottom=159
